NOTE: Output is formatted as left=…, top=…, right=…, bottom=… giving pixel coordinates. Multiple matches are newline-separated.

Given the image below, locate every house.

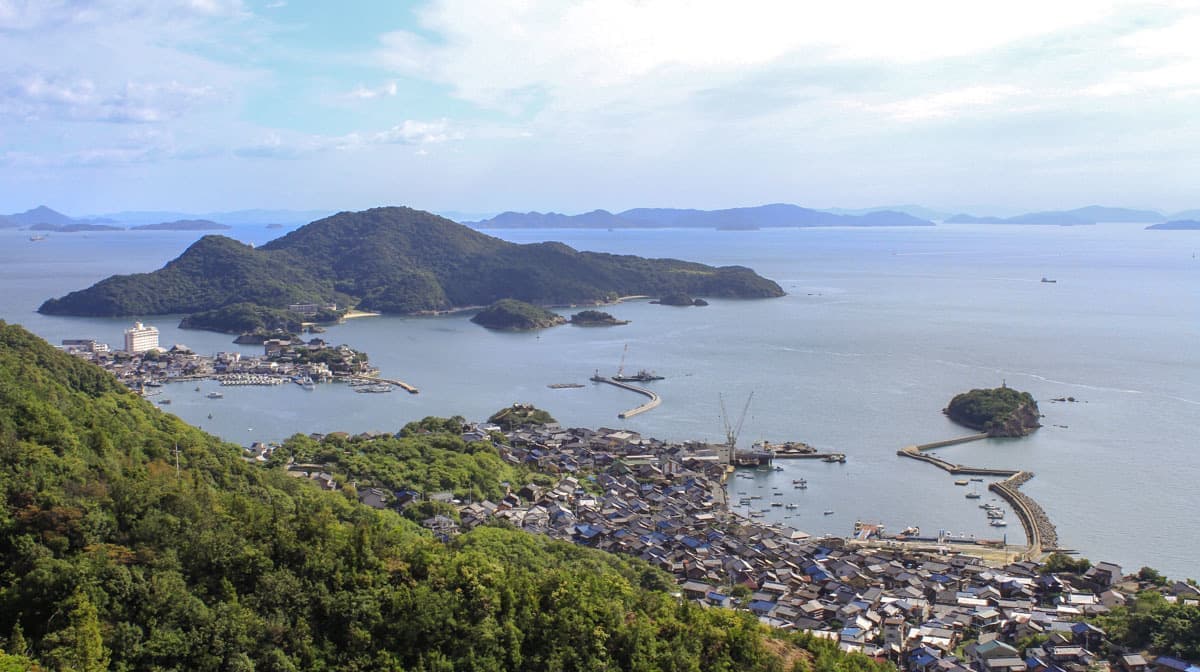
left=1082, top=562, right=1122, bottom=591
left=970, top=640, right=1024, bottom=672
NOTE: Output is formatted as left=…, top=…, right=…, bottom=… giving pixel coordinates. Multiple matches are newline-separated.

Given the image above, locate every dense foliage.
left=1040, top=552, right=1092, bottom=574
left=470, top=299, right=565, bottom=331
left=569, top=310, right=627, bottom=325
left=40, top=207, right=784, bottom=321
left=270, top=427, right=531, bottom=503
left=1096, top=591, right=1200, bottom=660
left=487, top=404, right=557, bottom=431
left=944, top=386, right=1039, bottom=434
left=0, top=321, right=866, bottom=671
left=178, top=302, right=338, bottom=334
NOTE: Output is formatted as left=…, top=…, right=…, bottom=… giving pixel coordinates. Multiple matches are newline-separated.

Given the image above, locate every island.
left=38, top=206, right=784, bottom=331
left=470, top=299, right=565, bottom=331
left=652, top=292, right=708, bottom=307
left=944, top=386, right=1042, bottom=437
left=486, top=402, right=558, bottom=430
left=130, top=219, right=232, bottom=231
left=568, top=309, right=628, bottom=326
left=27, top=222, right=124, bottom=232
left=1146, top=219, right=1200, bottom=230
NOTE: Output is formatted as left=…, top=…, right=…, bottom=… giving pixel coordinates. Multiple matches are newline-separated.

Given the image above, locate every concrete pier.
left=348, top=375, right=419, bottom=394
left=591, top=376, right=661, bottom=418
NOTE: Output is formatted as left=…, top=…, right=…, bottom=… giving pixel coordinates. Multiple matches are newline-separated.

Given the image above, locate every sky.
left=2, top=0, right=1199, bottom=217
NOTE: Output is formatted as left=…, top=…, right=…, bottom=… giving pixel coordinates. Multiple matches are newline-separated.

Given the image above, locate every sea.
left=2, top=222, right=1197, bottom=580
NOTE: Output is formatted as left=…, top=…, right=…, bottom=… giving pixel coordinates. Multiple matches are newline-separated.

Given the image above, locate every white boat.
left=785, top=503, right=799, bottom=510
left=965, top=491, right=981, bottom=499
left=206, top=391, right=224, bottom=399
left=990, top=519, right=1008, bottom=527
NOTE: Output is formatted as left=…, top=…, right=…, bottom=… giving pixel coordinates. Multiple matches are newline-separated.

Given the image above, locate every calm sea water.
left=2, top=223, right=1197, bottom=579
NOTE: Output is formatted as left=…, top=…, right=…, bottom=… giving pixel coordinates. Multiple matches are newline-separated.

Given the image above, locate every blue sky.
left=2, top=0, right=1199, bottom=216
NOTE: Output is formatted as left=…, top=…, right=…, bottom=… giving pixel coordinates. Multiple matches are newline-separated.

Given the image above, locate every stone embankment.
left=989, top=471, right=1058, bottom=556
left=898, top=434, right=1058, bottom=560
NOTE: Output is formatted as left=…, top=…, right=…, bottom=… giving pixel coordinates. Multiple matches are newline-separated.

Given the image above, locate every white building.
left=124, top=322, right=160, bottom=353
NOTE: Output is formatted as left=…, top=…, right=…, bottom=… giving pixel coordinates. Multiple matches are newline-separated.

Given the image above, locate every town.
left=61, top=321, right=380, bottom=392
left=271, top=408, right=1200, bottom=671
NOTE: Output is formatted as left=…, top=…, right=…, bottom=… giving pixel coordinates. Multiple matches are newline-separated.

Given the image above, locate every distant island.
left=28, top=222, right=124, bottom=232
left=39, top=206, right=784, bottom=330
left=569, top=309, right=628, bottom=326
left=946, top=205, right=1167, bottom=226
left=471, top=299, right=565, bottom=331
left=652, top=293, right=708, bottom=307
left=131, top=219, right=231, bottom=231
left=468, top=203, right=934, bottom=229
left=1146, top=219, right=1200, bottom=230
left=944, top=386, right=1042, bottom=437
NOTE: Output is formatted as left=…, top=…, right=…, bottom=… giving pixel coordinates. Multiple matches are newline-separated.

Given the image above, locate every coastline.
left=342, top=309, right=382, bottom=319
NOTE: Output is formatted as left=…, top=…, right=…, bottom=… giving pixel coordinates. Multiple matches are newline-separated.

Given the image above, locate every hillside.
left=40, top=206, right=784, bottom=321
left=0, top=321, right=879, bottom=671
left=471, top=203, right=934, bottom=228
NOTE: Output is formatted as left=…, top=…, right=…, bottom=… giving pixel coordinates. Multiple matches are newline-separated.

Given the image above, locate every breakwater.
left=590, top=376, right=661, bottom=418
left=347, top=375, right=419, bottom=394
left=897, top=434, right=1057, bottom=559
left=990, top=471, right=1058, bottom=555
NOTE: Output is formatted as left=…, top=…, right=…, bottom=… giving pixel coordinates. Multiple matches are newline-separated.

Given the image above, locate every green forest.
left=944, top=386, right=1038, bottom=433
left=39, top=207, right=785, bottom=324
left=0, top=321, right=896, bottom=671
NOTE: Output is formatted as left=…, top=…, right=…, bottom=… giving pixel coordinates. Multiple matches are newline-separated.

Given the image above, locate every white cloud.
left=1083, top=14, right=1200, bottom=97
left=380, top=0, right=1120, bottom=112
left=347, top=80, right=399, bottom=100
left=853, top=85, right=1031, bottom=122
left=4, top=74, right=217, bottom=122
left=235, top=120, right=459, bottom=159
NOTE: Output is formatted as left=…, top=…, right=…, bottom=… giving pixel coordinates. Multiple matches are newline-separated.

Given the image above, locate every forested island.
left=38, top=206, right=784, bottom=330
left=470, top=299, right=566, bottom=331
left=569, top=309, right=628, bottom=326
left=652, top=292, right=709, bottom=306
left=945, top=386, right=1042, bottom=437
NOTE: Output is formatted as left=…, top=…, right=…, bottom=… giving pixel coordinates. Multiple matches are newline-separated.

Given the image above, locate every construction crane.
left=719, top=391, right=753, bottom=448
left=617, top=343, right=628, bottom=378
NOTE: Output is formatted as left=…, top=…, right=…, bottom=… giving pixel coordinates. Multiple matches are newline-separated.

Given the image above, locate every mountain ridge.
left=469, top=203, right=934, bottom=228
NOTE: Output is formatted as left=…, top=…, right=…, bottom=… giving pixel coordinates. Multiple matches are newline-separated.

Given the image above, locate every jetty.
left=897, top=434, right=1058, bottom=560
left=590, top=375, right=661, bottom=418
left=896, top=434, right=1018, bottom=476
left=348, top=375, right=419, bottom=394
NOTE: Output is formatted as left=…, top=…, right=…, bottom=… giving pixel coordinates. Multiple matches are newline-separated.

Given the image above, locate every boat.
left=144, top=380, right=162, bottom=387
left=547, top=383, right=585, bottom=389
left=195, top=386, right=201, bottom=391
left=792, top=479, right=808, bottom=485
left=207, top=413, right=213, bottom=420
left=987, top=509, right=1005, bottom=519
left=1041, top=277, right=1057, bottom=283
left=822, top=453, right=846, bottom=463
left=771, top=502, right=783, bottom=507
left=954, top=479, right=968, bottom=486
left=794, top=483, right=807, bottom=490
left=990, top=519, right=1008, bottom=527
left=785, top=503, right=798, bottom=510
left=28, top=234, right=46, bottom=242
left=612, top=369, right=665, bottom=383
left=970, top=477, right=984, bottom=482
left=294, top=376, right=315, bottom=390
left=158, top=399, right=171, bottom=405
left=749, top=512, right=765, bottom=518
left=823, top=510, right=834, bottom=515
left=206, top=391, right=223, bottom=399
left=965, top=490, right=981, bottom=499
left=354, top=384, right=393, bottom=393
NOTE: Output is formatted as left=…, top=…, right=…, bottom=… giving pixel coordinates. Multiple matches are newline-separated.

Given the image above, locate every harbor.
left=589, top=374, right=661, bottom=418
left=897, top=434, right=1059, bottom=560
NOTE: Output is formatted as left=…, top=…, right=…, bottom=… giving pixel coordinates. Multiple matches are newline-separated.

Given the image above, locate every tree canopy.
left=0, top=321, right=884, bottom=671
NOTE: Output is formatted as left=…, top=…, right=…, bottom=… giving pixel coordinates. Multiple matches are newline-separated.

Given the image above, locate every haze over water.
left=3, top=222, right=1197, bottom=579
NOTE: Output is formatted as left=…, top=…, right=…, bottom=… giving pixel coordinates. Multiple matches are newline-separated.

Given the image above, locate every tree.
left=41, top=589, right=109, bottom=672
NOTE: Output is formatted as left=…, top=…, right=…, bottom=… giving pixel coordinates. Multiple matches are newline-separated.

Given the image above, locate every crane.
left=617, top=343, right=628, bottom=378
left=719, top=391, right=753, bottom=448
